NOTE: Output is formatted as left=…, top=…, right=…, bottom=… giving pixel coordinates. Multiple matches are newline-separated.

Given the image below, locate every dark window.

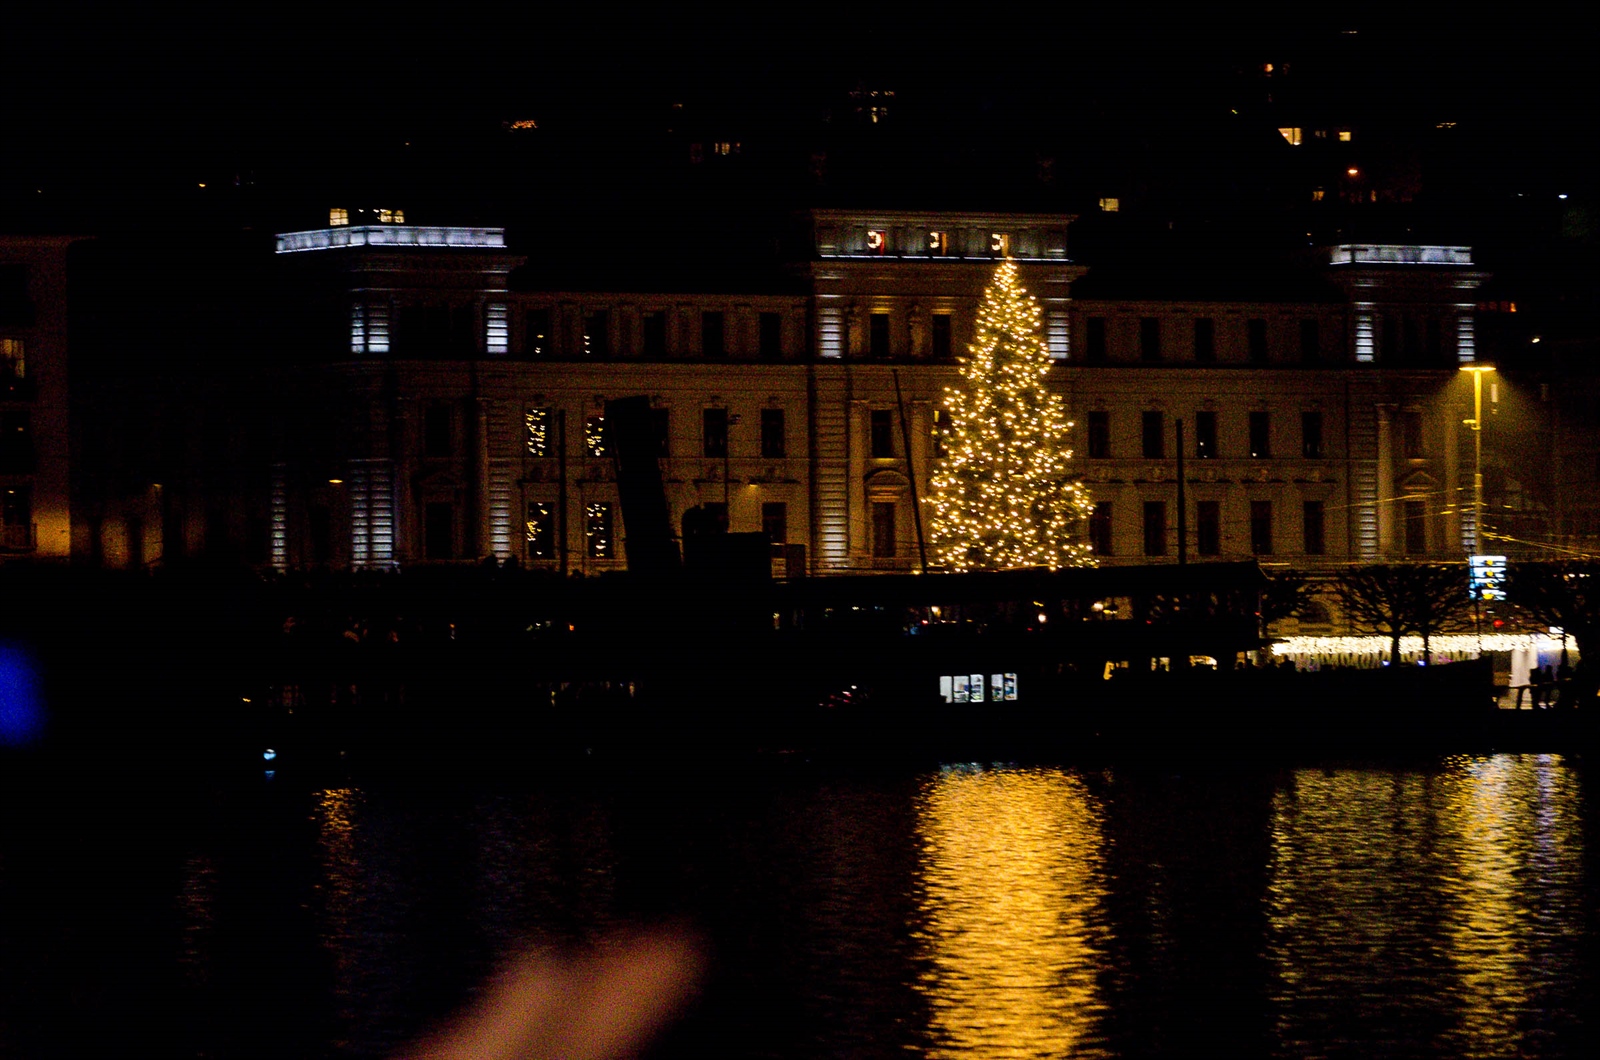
left=760, top=408, right=786, bottom=458
left=1302, top=411, right=1324, bottom=459
left=931, top=313, right=953, bottom=359
left=0, top=264, right=29, bottom=326
left=1141, top=411, right=1164, bottom=459
left=0, top=411, right=31, bottom=473
left=1090, top=502, right=1114, bottom=556
left=1143, top=501, right=1167, bottom=556
left=308, top=504, right=331, bottom=566
left=424, top=404, right=453, bottom=458
left=932, top=409, right=950, bottom=458
left=872, top=502, right=897, bottom=558
left=1195, top=411, right=1217, bottom=458
left=1248, top=318, right=1268, bottom=363
left=1250, top=500, right=1273, bottom=555
left=1382, top=316, right=1399, bottom=362
left=642, top=312, right=667, bottom=356
left=1249, top=411, right=1271, bottom=458
left=1303, top=500, right=1326, bottom=555
left=1140, top=317, right=1161, bottom=362
left=701, top=502, right=728, bottom=534
left=1404, top=499, right=1427, bottom=555
left=1427, top=318, right=1443, bottom=363
left=583, top=309, right=611, bottom=358
left=870, top=409, right=895, bottom=458
left=702, top=407, right=729, bottom=458
left=1193, top=317, right=1215, bottom=362
left=651, top=407, right=671, bottom=457
left=759, top=312, right=782, bottom=359
left=762, top=501, right=788, bottom=545
left=701, top=311, right=725, bottom=357
left=1404, top=318, right=1422, bottom=362
left=1086, top=317, right=1107, bottom=363
left=1087, top=411, right=1110, bottom=459
left=1401, top=410, right=1424, bottom=458
left=869, top=313, right=891, bottom=358
left=425, top=502, right=455, bottom=560
left=1300, top=319, right=1320, bottom=363
left=1197, top=501, right=1221, bottom=556
left=526, top=308, right=551, bottom=358
left=525, top=502, right=556, bottom=560
left=585, top=503, right=614, bottom=558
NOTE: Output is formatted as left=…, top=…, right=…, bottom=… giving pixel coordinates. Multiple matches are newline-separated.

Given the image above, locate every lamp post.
left=1460, top=363, right=1495, bottom=553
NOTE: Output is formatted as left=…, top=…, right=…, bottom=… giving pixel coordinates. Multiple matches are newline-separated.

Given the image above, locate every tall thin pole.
left=1175, top=418, right=1187, bottom=566
left=557, top=410, right=569, bottom=578
left=1472, top=370, right=1484, bottom=553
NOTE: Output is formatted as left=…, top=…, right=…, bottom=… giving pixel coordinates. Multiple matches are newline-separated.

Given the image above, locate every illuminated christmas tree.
left=928, top=259, right=1096, bottom=571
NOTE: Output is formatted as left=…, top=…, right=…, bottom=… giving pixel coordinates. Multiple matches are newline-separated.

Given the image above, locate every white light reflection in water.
left=1266, top=755, right=1587, bottom=1057
left=913, top=765, right=1113, bottom=1058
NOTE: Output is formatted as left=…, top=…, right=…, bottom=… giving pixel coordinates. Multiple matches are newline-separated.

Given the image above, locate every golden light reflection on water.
left=313, top=787, right=364, bottom=1027
left=1266, top=755, right=1586, bottom=1057
left=913, top=766, right=1112, bottom=1058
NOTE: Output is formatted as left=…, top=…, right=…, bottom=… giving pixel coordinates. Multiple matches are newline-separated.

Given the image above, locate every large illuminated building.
left=256, top=209, right=1488, bottom=582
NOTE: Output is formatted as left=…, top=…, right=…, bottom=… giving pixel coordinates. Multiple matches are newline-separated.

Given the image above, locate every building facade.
left=0, top=235, right=74, bottom=562
left=264, top=212, right=1488, bottom=576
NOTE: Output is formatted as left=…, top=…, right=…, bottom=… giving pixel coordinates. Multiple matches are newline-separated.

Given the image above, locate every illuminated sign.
left=866, top=229, right=887, bottom=253
left=1469, top=554, right=1507, bottom=601
left=927, top=230, right=948, bottom=254
left=939, top=672, right=1019, bottom=703
left=990, top=232, right=1010, bottom=256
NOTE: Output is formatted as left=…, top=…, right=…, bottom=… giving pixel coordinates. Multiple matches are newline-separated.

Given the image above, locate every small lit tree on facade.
left=928, top=259, right=1095, bottom=571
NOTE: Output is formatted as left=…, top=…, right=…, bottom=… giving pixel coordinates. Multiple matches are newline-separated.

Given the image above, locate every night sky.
left=6, top=6, right=1592, bottom=231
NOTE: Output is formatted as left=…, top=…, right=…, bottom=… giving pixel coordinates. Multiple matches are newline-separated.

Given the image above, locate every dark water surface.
left=1, top=755, right=1594, bottom=1058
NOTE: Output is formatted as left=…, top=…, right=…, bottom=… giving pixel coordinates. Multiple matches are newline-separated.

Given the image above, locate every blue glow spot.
left=263, top=748, right=277, bottom=761
left=264, top=770, right=276, bottom=781
left=0, top=643, right=45, bottom=747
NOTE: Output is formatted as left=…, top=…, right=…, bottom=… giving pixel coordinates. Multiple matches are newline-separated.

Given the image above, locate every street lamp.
left=1460, top=363, right=1496, bottom=553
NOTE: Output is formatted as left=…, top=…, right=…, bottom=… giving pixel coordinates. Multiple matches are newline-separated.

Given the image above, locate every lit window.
left=525, top=407, right=551, bottom=456
left=867, top=229, right=887, bottom=254
left=329, top=208, right=349, bottom=226
left=927, top=231, right=949, bottom=254
left=1311, top=188, right=1326, bottom=202
left=1278, top=128, right=1303, bottom=146
left=484, top=303, right=508, bottom=354
left=1338, top=130, right=1352, bottom=142
left=0, top=338, right=23, bottom=381
left=990, top=232, right=1010, bottom=256
left=585, top=415, right=608, bottom=457
left=1098, top=198, right=1120, bottom=212
left=585, top=503, right=614, bottom=558
left=350, top=302, right=389, bottom=354
left=525, top=502, right=556, bottom=559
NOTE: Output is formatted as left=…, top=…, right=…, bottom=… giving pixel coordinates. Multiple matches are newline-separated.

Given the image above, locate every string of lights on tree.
left=928, top=259, right=1096, bottom=572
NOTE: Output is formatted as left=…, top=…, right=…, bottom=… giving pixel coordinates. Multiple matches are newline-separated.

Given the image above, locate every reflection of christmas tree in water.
left=928, top=259, right=1095, bottom=571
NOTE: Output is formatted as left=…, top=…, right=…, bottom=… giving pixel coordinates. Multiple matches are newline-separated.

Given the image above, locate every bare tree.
left=1509, top=562, right=1600, bottom=653
left=1334, top=564, right=1469, bottom=665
